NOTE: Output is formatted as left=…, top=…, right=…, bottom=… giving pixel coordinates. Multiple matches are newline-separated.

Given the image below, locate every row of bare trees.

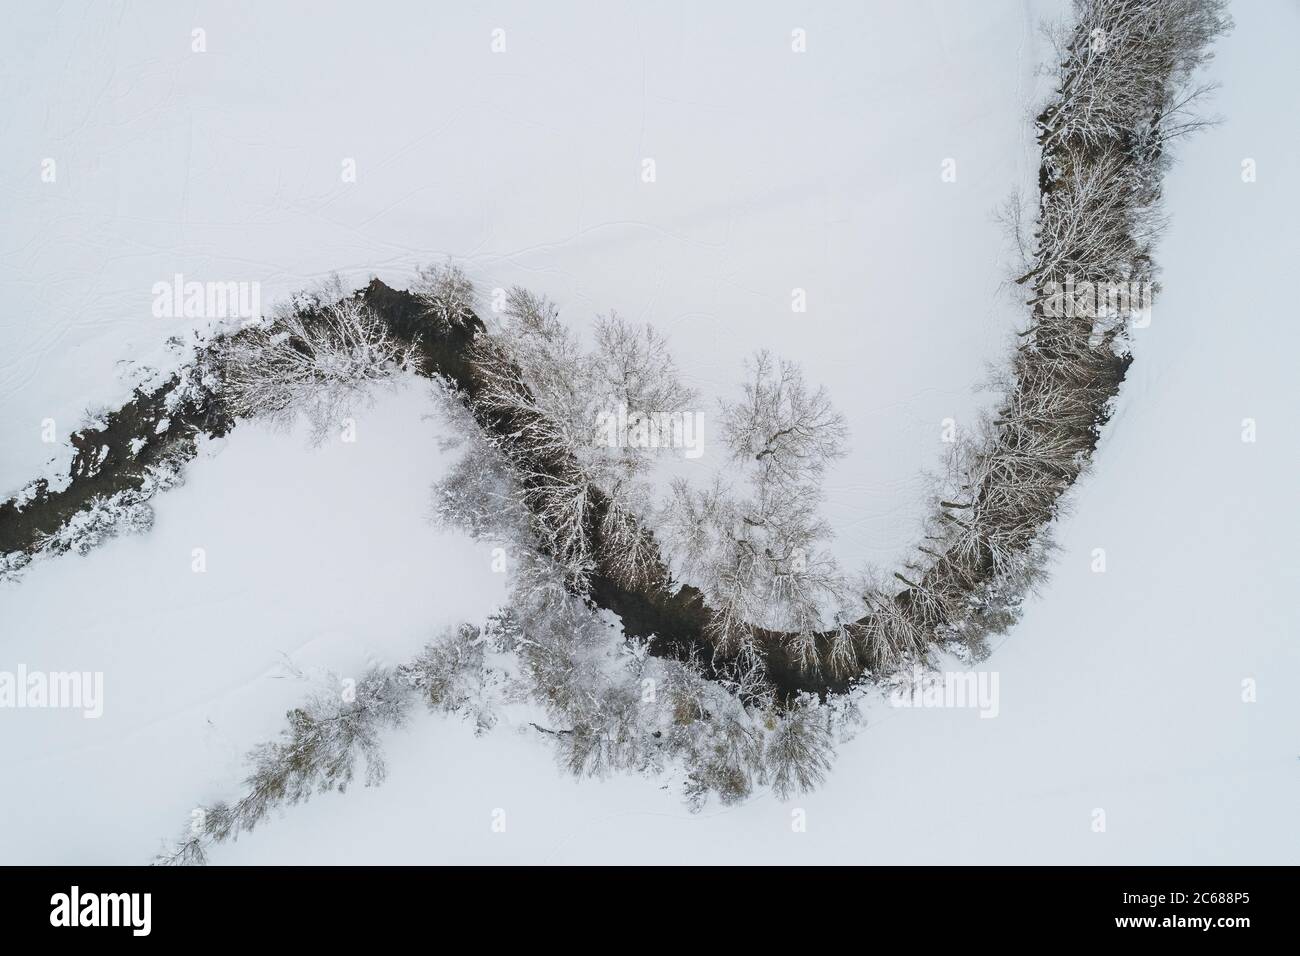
left=437, top=507, right=841, bottom=810
left=433, top=0, right=1231, bottom=686
left=464, top=286, right=695, bottom=590
left=1040, top=0, right=1228, bottom=151
left=156, top=534, right=844, bottom=864
left=157, top=624, right=494, bottom=865
left=843, top=0, right=1232, bottom=677
left=438, top=276, right=865, bottom=676
left=7, top=0, right=1232, bottom=846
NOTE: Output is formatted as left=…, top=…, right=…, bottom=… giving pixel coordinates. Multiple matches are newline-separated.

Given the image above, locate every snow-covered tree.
left=466, top=287, right=695, bottom=588
left=663, top=352, right=850, bottom=670
left=217, top=287, right=415, bottom=444
left=764, top=698, right=835, bottom=800
left=413, top=261, right=477, bottom=329
left=157, top=624, right=496, bottom=865
left=1040, top=0, right=1229, bottom=151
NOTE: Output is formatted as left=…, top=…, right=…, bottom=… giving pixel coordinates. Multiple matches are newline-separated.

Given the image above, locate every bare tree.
left=719, top=351, right=847, bottom=484
left=598, top=497, right=665, bottom=589
left=662, top=353, right=851, bottom=671
left=466, top=287, right=695, bottom=588
left=764, top=698, right=834, bottom=800
left=218, top=290, right=415, bottom=444
left=1018, top=144, right=1146, bottom=289
left=1040, top=0, right=1230, bottom=151
left=413, top=261, right=477, bottom=329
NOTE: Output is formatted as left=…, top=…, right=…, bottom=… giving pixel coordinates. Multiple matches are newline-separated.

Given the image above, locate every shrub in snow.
left=0, top=550, right=31, bottom=582
left=27, top=449, right=187, bottom=564
left=47, top=497, right=156, bottom=556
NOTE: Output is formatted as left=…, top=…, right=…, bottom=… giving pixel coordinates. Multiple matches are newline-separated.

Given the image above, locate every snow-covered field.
left=2, top=0, right=1295, bottom=864
left=0, top=0, right=1058, bottom=567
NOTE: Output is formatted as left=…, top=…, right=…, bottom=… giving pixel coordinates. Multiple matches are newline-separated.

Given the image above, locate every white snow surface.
left=1, top=0, right=1296, bottom=864
left=0, top=0, right=1060, bottom=569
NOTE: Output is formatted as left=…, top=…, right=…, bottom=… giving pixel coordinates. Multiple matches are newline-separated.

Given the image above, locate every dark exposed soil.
left=0, top=375, right=233, bottom=557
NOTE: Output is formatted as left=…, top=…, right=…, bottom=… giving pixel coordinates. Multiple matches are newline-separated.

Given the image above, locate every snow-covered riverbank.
left=1, top=0, right=1294, bottom=864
